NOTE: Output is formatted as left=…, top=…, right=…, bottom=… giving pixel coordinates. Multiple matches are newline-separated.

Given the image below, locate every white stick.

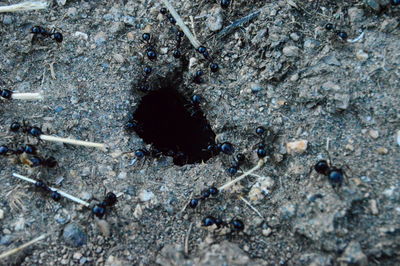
left=218, top=159, right=266, bottom=191
left=160, top=0, right=201, bottom=48
left=39, top=135, right=106, bottom=150
left=0, top=1, right=48, bottom=13
left=11, top=92, right=43, bottom=100
left=12, top=173, right=90, bottom=207
left=0, top=234, right=47, bottom=259
left=239, top=195, right=264, bottom=219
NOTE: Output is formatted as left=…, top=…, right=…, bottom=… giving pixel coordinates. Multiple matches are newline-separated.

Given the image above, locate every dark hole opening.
left=132, top=84, right=216, bottom=166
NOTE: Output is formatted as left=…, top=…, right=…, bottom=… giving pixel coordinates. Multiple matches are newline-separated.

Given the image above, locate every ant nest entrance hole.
left=131, top=78, right=216, bottom=166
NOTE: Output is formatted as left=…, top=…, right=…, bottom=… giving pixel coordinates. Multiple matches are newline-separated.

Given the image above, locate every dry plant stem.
left=0, top=234, right=47, bottom=259
left=12, top=173, right=90, bottom=207
left=11, top=92, right=43, bottom=100
left=239, top=195, right=264, bottom=219
left=0, top=1, right=48, bottom=13
left=184, top=222, right=193, bottom=256
left=39, top=135, right=106, bottom=150
left=218, top=159, right=266, bottom=191
left=160, top=0, right=201, bottom=48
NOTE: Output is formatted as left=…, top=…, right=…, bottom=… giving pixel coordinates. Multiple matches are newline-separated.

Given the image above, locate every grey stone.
left=283, top=46, right=300, bottom=57
left=334, top=93, right=350, bottom=110
left=348, top=7, right=364, bottom=23
left=206, top=8, right=223, bottom=32
left=63, top=223, right=87, bottom=247
left=304, top=39, right=321, bottom=52
left=322, top=55, right=341, bottom=66
left=0, top=235, right=14, bottom=246
left=3, top=15, right=13, bottom=25
left=338, top=241, right=368, bottom=266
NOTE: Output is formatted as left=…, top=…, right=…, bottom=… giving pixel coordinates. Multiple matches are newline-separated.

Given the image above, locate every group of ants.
left=1, top=1, right=350, bottom=238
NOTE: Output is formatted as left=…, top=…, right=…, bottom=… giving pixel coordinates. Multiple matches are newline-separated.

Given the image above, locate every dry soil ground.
left=0, top=0, right=399, bottom=265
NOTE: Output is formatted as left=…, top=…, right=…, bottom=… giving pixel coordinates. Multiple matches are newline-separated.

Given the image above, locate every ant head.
left=314, top=160, right=330, bottom=175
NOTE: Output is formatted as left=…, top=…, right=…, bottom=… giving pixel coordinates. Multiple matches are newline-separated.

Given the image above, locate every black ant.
left=0, top=89, right=13, bottom=99
left=141, top=33, right=157, bottom=61
left=226, top=153, right=246, bottom=177
left=9, top=121, right=43, bottom=138
left=323, top=23, right=349, bottom=41
left=202, top=216, right=245, bottom=232
left=19, top=153, right=57, bottom=168
left=34, top=180, right=62, bottom=202
left=31, top=26, right=63, bottom=43
left=92, top=192, right=118, bottom=218
left=188, top=186, right=219, bottom=209
left=313, top=159, right=346, bottom=190
left=254, top=126, right=270, bottom=159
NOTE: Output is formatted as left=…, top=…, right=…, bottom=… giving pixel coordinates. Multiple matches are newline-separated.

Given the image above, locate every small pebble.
left=73, top=252, right=83, bottom=260
left=369, top=129, right=379, bottom=139
left=376, top=147, right=388, bottom=155
left=93, top=32, right=107, bottom=46
left=356, top=50, right=369, bottom=61
left=289, top=33, right=300, bottom=41
left=396, top=130, right=400, bottom=146
left=286, top=140, right=308, bottom=155
left=63, top=223, right=87, bottom=247
left=0, top=209, right=4, bottom=220
left=206, top=7, right=223, bottom=32
left=139, top=190, right=155, bottom=202
left=262, top=228, right=272, bottom=237
left=370, top=199, right=379, bottom=215
left=283, top=46, right=300, bottom=57
left=250, top=82, right=263, bottom=93
left=113, top=54, right=125, bottom=64
left=74, top=31, right=88, bottom=41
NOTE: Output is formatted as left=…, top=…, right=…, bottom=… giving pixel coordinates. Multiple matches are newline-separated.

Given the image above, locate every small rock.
left=396, top=130, right=400, bottom=146
left=63, top=223, right=87, bottom=247
left=3, top=15, right=13, bottom=25
left=105, top=256, right=126, bottom=266
left=0, top=209, right=4, bottom=220
left=356, top=50, right=369, bottom=61
left=290, top=33, right=300, bottom=41
left=348, top=7, right=364, bottom=23
left=283, top=46, right=300, bottom=57
left=249, top=176, right=275, bottom=202
left=73, top=252, right=83, bottom=260
left=380, top=18, right=399, bottom=33
left=113, top=54, right=125, bottom=64
left=262, top=228, right=272, bottom=237
left=93, top=32, right=107, bottom=46
left=127, top=32, right=135, bottom=41
left=321, top=81, right=341, bottom=91
left=250, top=82, right=263, bottom=93
left=345, top=144, right=354, bottom=151
left=334, top=93, right=350, bottom=110
left=14, top=217, right=25, bottom=231
left=139, top=190, right=155, bottom=202
left=280, top=204, right=297, bottom=220
left=56, top=0, right=67, bottom=6
left=74, top=31, right=88, bottom=41
left=370, top=199, right=379, bottom=215
left=206, top=8, right=223, bottom=32
left=303, top=39, right=320, bottom=51
left=322, top=55, right=341, bottom=66
left=363, top=0, right=381, bottom=11
left=376, top=147, right=388, bottom=155
left=338, top=241, right=368, bottom=266
left=0, top=235, right=13, bottom=246
left=286, top=140, right=308, bottom=155
left=369, top=129, right=379, bottom=139
left=109, top=22, right=124, bottom=34
left=117, top=171, right=127, bottom=179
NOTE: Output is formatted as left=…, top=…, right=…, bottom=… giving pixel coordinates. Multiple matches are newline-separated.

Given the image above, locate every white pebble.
left=0, top=209, right=4, bottom=220
left=356, top=50, right=368, bottom=61
left=396, top=130, right=400, bottom=146
left=283, top=46, right=300, bottom=57
left=369, top=129, right=379, bottom=139
left=139, top=190, right=155, bottom=202
left=74, top=31, right=88, bottom=41
left=286, top=140, right=308, bottom=155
